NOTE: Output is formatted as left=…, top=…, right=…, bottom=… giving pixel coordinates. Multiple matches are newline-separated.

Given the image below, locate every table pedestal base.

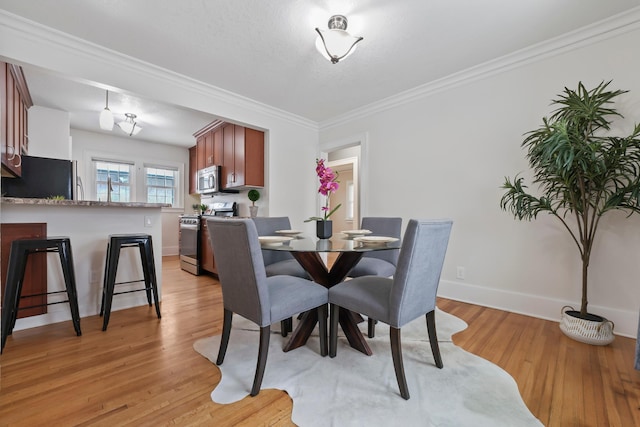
left=283, top=251, right=372, bottom=356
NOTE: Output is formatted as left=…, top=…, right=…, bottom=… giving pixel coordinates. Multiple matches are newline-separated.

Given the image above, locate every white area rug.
left=194, top=309, right=543, bottom=426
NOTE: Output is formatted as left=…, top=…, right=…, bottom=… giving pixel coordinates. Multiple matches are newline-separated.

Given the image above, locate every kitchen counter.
left=1, top=198, right=165, bottom=332
left=2, top=197, right=170, bottom=208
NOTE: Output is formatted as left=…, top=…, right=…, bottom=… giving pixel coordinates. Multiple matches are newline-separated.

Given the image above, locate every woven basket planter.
left=559, top=306, right=615, bottom=346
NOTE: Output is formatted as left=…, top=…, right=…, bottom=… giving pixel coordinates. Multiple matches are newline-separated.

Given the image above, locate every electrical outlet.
left=456, top=266, right=465, bottom=280
left=144, top=216, right=152, bottom=227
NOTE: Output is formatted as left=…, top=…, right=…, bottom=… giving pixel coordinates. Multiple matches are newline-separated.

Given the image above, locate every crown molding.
left=0, top=10, right=318, bottom=131
left=320, top=6, right=640, bottom=131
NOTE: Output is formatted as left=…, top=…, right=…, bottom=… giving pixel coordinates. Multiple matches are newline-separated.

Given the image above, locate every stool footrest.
left=17, top=299, right=72, bottom=311
left=112, top=287, right=154, bottom=296
left=20, top=289, right=67, bottom=299
left=113, top=279, right=145, bottom=286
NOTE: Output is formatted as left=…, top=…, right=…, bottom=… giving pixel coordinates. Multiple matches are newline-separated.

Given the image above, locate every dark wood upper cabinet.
left=192, top=121, right=264, bottom=191
left=1, top=62, right=33, bottom=178
left=221, top=124, right=264, bottom=190
left=188, top=146, right=197, bottom=194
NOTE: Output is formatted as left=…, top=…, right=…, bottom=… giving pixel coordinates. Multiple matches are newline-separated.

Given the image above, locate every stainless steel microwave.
left=197, top=165, right=220, bottom=194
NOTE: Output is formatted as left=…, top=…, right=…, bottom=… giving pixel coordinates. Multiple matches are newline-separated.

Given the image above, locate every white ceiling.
left=2, top=0, right=639, bottom=147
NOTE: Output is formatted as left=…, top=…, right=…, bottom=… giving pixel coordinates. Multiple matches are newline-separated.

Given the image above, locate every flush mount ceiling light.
left=117, top=113, right=142, bottom=136
left=99, top=90, right=114, bottom=131
left=315, top=15, right=363, bottom=64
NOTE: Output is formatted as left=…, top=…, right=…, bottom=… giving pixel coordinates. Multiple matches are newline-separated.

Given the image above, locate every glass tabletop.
left=259, top=234, right=401, bottom=253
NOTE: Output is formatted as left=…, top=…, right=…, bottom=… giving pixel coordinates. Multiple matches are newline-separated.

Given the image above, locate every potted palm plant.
left=500, top=81, right=640, bottom=345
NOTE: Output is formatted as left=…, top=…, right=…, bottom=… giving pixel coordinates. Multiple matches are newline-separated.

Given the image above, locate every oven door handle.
left=180, top=223, right=200, bottom=230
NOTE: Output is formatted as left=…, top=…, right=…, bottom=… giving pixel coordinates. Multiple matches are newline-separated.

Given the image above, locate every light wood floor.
left=1, top=256, right=638, bottom=426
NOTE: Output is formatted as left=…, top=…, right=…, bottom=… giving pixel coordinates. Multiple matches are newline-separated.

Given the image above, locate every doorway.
left=327, top=157, right=358, bottom=232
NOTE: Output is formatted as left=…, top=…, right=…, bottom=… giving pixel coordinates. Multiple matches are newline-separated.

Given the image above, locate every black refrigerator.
left=1, top=155, right=76, bottom=200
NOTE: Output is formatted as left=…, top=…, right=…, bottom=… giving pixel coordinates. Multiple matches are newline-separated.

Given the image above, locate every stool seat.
left=1, top=236, right=82, bottom=353
left=100, top=234, right=161, bottom=331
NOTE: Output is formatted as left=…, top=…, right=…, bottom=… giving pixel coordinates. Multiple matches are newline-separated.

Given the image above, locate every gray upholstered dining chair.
left=252, top=216, right=310, bottom=337
left=207, top=218, right=328, bottom=397
left=348, top=217, right=402, bottom=278
left=251, top=217, right=309, bottom=279
left=329, top=219, right=453, bottom=400
left=348, top=217, right=402, bottom=337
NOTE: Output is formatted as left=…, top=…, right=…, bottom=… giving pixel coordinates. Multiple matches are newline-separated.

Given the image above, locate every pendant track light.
left=99, top=90, right=114, bottom=130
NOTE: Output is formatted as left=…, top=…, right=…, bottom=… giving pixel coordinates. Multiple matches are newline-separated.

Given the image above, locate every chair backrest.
left=207, top=218, right=271, bottom=326
left=389, top=219, right=453, bottom=328
left=251, top=217, right=296, bottom=266
left=361, top=217, right=402, bottom=265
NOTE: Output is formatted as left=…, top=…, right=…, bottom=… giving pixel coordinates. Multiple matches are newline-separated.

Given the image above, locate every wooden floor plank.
left=0, top=256, right=638, bottom=426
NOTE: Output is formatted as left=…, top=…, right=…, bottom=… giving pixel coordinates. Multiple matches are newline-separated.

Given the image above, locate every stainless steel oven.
left=179, top=214, right=201, bottom=275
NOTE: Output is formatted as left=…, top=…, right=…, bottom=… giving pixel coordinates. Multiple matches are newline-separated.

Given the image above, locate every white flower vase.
left=249, top=205, right=259, bottom=218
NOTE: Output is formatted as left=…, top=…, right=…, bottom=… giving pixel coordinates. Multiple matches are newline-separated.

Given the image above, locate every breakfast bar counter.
left=1, top=197, right=168, bottom=331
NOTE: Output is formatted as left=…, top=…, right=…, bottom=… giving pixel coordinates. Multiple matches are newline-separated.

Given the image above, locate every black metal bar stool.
left=100, top=234, right=161, bottom=331
left=1, top=237, right=82, bottom=354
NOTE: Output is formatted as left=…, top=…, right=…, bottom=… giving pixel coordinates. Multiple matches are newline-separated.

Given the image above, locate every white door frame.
left=327, top=156, right=359, bottom=229
left=319, top=132, right=369, bottom=219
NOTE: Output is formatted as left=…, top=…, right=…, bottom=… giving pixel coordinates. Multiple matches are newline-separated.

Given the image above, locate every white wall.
left=27, top=105, right=71, bottom=160
left=320, top=27, right=640, bottom=337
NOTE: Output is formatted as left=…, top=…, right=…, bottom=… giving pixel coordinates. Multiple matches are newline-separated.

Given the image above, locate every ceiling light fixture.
left=315, top=15, right=363, bottom=64
left=99, top=90, right=114, bottom=130
left=117, top=113, right=142, bottom=136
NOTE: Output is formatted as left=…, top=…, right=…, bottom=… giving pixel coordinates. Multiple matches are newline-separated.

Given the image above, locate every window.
left=94, top=160, right=132, bottom=202
left=145, top=165, right=178, bottom=206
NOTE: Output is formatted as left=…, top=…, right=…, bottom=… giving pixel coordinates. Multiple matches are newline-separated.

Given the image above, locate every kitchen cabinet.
left=1, top=62, right=32, bottom=177
left=200, top=219, right=217, bottom=275
left=196, top=135, right=206, bottom=171
left=0, top=223, right=47, bottom=318
left=204, top=131, right=214, bottom=167
left=221, top=124, right=264, bottom=190
left=194, top=121, right=224, bottom=172
left=188, top=146, right=197, bottom=194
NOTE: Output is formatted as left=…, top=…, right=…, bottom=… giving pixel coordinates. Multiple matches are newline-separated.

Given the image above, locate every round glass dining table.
left=261, top=233, right=401, bottom=356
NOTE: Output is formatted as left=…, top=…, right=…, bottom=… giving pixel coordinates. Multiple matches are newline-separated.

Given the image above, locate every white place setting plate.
left=353, top=236, right=399, bottom=246
left=258, top=236, right=295, bottom=245
left=274, top=230, right=303, bottom=236
left=341, top=229, right=372, bottom=237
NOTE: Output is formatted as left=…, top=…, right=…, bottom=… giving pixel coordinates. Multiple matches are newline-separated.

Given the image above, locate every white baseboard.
left=439, top=280, right=639, bottom=338
left=163, top=245, right=179, bottom=256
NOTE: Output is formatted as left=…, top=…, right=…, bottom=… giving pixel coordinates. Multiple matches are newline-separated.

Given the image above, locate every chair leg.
left=216, top=308, right=233, bottom=365
left=280, top=316, right=292, bottom=337
left=1, top=246, right=28, bottom=353
left=99, top=242, right=111, bottom=317
left=390, top=327, right=410, bottom=400
left=426, top=310, right=443, bottom=368
left=368, top=318, right=377, bottom=338
left=329, top=304, right=340, bottom=357
left=58, top=240, right=82, bottom=336
left=101, top=241, right=121, bottom=331
left=138, top=243, right=153, bottom=306
left=251, top=325, right=270, bottom=396
left=318, top=304, right=328, bottom=357
left=143, top=238, right=161, bottom=319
